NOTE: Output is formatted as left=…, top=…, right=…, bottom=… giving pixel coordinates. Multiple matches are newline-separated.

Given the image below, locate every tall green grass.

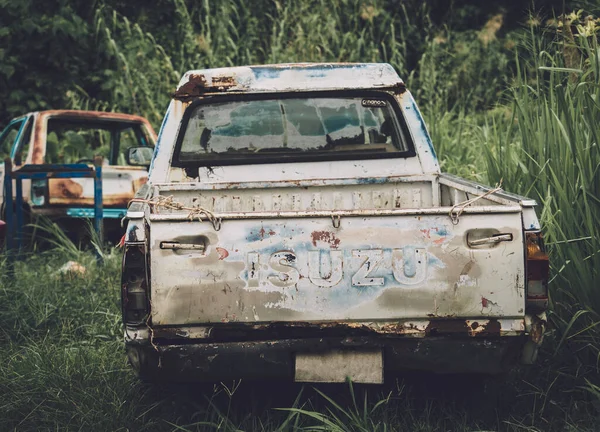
left=481, top=22, right=600, bottom=369
left=67, top=1, right=518, bottom=132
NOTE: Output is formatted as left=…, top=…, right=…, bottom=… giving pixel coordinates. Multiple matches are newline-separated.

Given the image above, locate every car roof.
left=31, top=110, right=152, bottom=124
left=174, top=63, right=404, bottom=99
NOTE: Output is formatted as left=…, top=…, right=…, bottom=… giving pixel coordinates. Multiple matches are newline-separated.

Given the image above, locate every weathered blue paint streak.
left=93, top=161, right=103, bottom=243
left=409, top=98, right=437, bottom=162
left=149, top=107, right=170, bottom=175
left=66, top=208, right=127, bottom=219
left=15, top=178, right=24, bottom=249
left=3, top=163, right=14, bottom=253
left=355, top=177, right=389, bottom=185
left=251, top=63, right=382, bottom=80
left=5, top=116, right=29, bottom=160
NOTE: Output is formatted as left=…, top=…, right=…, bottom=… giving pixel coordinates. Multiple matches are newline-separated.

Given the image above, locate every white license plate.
left=294, top=349, right=383, bottom=384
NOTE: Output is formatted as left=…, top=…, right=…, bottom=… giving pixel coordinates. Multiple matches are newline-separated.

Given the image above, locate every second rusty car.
left=0, top=110, right=156, bottom=240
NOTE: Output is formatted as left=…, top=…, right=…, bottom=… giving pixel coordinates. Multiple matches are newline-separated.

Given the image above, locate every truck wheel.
left=127, top=345, right=160, bottom=383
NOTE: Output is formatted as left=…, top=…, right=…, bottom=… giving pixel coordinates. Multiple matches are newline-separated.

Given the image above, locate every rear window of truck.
left=173, top=92, right=415, bottom=166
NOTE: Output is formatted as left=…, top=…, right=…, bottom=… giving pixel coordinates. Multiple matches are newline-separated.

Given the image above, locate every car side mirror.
left=126, top=146, right=154, bottom=167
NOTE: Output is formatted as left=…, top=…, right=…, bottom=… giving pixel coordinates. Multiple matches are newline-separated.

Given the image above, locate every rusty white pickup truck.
left=121, top=63, right=548, bottom=383
left=0, top=110, right=156, bottom=240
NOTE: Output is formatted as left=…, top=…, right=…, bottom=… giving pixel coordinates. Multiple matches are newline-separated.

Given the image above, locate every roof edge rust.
left=173, top=63, right=406, bottom=100
left=34, top=110, right=154, bottom=124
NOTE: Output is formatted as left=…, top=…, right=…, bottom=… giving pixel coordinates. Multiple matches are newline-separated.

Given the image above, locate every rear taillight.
left=122, top=244, right=150, bottom=325
left=526, top=231, right=549, bottom=312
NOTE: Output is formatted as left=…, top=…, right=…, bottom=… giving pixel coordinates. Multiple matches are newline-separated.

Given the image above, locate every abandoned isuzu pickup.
left=121, top=63, right=548, bottom=383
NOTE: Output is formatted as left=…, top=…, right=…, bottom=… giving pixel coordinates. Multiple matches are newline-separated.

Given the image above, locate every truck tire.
left=126, top=345, right=159, bottom=383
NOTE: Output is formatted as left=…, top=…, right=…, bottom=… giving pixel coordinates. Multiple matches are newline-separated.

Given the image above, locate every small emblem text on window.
left=361, top=99, right=387, bottom=108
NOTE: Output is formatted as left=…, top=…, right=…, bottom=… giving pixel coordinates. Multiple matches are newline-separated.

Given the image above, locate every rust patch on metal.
left=529, top=316, right=545, bottom=344
left=133, top=176, right=148, bottom=191
left=31, top=115, right=45, bottom=164
left=392, top=81, right=407, bottom=94
left=311, top=231, right=341, bottom=249
left=377, top=321, right=426, bottom=335
left=173, top=74, right=239, bottom=100
left=482, top=318, right=501, bottom=335
left=212, top=75, right=236, bottom=90
left=49, top=178, right=83, bottom=199
left=425, top=320, right=470, bottom=336
left=216, top=247, right=229, bottom=260
left=173, top=73, right=208, bottom=99
left=38, top=109, right=153, bottom=122
left=49, top=193, right=134, bottom=207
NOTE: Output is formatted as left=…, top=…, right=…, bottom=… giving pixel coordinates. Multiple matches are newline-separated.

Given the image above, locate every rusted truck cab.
left=0, top=110, right=156, bottom=239
left=122, top=63, right=548, bottom=383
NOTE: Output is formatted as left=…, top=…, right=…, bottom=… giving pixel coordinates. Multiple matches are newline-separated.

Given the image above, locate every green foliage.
left=0, top=0, right=546, bottom=129
left=481, top=17, right=600, bottom=386
left=0, top=0, right=95, bottom=121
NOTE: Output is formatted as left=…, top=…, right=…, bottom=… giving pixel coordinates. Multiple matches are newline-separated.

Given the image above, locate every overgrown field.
left=1, top=1, right=600, bottom=430
left=0, top=250, right=595, bottom=431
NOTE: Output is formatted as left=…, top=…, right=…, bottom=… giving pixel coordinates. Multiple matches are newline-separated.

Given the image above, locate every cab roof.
left=33, top=110, right=152, bottom=124
left=174, top=63, right=405, bottom=99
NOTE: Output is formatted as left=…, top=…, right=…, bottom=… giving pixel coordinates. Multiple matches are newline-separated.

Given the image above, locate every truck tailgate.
left=149, top=212, right=525, bottom=325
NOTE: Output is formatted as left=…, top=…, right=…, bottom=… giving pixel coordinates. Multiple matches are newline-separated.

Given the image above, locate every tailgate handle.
left=468, top=233, right=513, bottom=247
left=160, top=242, right=206, bottom=252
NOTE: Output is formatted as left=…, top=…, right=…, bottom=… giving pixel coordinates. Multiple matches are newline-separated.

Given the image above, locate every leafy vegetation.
left=1, top=1, right=600, bottom=430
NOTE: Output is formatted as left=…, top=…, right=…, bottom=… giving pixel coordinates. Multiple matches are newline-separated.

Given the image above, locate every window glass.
left=0, top=120, right=24, bottom=160
left=178, top=95, right=411, bottom=165
left=116, top=127, right=141, bottom=166
left=14, top=118, right=33, bottom=164
left=44, top=120, right=148, bottom=166
left=45, top=122, right=112, bottom=164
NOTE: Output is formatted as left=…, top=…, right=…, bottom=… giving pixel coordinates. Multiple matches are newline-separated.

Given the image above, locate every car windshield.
left=176, top=95, right=412, bottom=165
left=44, top=119, right=149, bottom=166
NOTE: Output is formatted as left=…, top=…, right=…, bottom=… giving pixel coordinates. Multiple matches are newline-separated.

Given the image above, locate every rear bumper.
left=125, top=315, right=546, bottom=382
left=126, top=335, right=527, bottom=382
